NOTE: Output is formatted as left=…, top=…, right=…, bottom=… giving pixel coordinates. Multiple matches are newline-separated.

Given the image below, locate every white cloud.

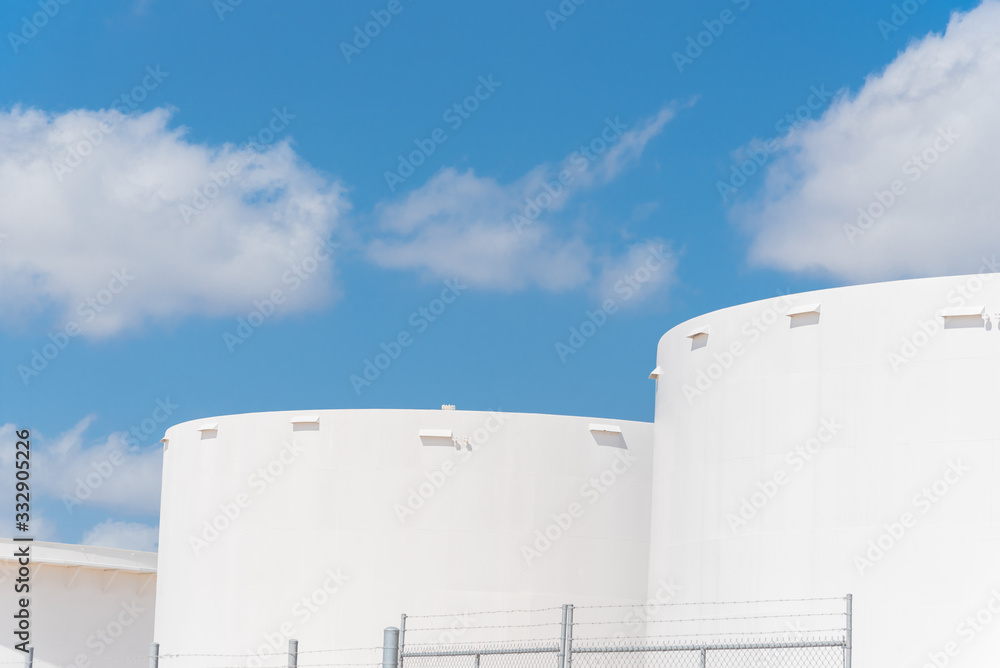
left=736, top=1, right=1000, bottom=282
left=82, top=520, right=158, bottom=552
left=0, top=106, right=345, bottom=337
left=368, top=106, right=677, bottom=292
left=1, top=417, right=163, bottom=517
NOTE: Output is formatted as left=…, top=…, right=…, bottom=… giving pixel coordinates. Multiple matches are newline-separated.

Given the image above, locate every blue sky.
left=1, top=0, right=994, bottom=548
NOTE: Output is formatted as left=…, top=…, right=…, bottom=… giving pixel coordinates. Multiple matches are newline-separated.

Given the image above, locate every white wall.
left=648, top=272, right=1000, bottom=666
left=154, top=409, right=653, bottom=661
left=0, top=540, right=156, bottom=668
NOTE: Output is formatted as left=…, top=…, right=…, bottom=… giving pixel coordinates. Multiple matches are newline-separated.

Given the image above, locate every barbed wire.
left=574, top=596, right=846, bottom=610
left=295, top=648, right=383, bottom=655
left=575, top=611, right=843, bottom=625
left=158, top=649, right=380, bottom=659
left=405, top=621, right=562, bottom=632
left=403, top=606, right=564, bottom=619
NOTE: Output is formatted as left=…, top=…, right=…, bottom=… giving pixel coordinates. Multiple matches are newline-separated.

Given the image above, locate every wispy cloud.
left=368, top=106, right=679, bottom=294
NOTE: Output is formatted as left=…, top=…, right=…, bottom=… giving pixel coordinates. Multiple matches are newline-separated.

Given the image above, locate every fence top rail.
left=402, top=646, right=560, bottom=658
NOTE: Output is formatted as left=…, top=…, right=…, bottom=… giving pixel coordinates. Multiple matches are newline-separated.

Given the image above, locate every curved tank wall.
left=0, top=540, right=156, bottom=668
left=154, top=409, right=653, bottom=659
left=647, top=271, right=1000, bottom=666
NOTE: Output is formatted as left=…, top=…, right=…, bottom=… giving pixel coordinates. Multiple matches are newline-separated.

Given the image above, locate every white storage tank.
left=154, top=408, right=653, bottom=662
left=0, top=539, right=156, bottom=668
left=647, top=271, right=1000, bottom=666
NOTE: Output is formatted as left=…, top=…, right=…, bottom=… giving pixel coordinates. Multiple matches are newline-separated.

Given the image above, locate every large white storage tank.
left=154, top=408, right=653, bottom=661
left=647, top=271, right=1000, bottom=666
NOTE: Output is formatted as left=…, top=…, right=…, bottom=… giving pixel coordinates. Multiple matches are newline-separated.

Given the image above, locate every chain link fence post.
left=288, top=639, right=298, bottom=668
left=399, top=614, right=407, bottom=668
left=149, top=643, right=158, bottom=668
left=565, top=604, right=574, bottom=668
left=558, top=604, right=569, bottom=668
left=845, top=594, right=853, bottom=668
left=24, top=647, right=33, bottom=668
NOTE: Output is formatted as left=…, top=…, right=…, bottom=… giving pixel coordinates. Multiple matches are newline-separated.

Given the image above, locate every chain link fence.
left=12, top=597, right=850, bottom=668
left=396, top=596, right=852, bottom=668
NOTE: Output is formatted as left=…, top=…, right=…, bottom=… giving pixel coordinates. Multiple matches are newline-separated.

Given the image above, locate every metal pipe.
left=699, top=647, right=706, bottom=668
left=383, top=627, right=400, bottom=668
left=149, top=643, right=158, bottom=668
left=845, top=593, right=853, bottom=668
left=402, top=647, right=561, bottom=658
left=25, top=647, right=33, bottom=668
left=288, top=639, right=298, bottom=668
left=402, top=640, right=846, bottom=659
left=558, top=604, right=569, bottom=668
left=399, top=614, right=407, bottom=668
left=565, top=605, right=574, bottom=668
